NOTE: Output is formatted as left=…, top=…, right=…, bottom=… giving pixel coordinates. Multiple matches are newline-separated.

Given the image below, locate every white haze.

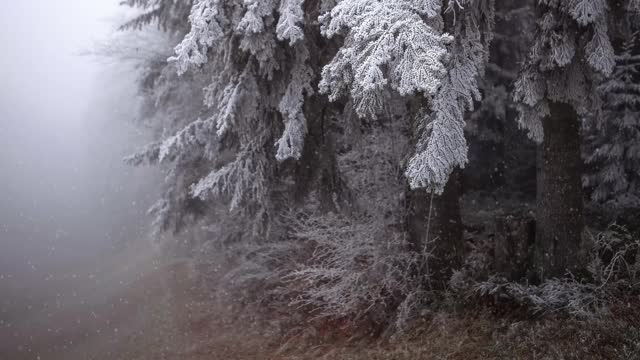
left=0, top=0, right=158, bottom=319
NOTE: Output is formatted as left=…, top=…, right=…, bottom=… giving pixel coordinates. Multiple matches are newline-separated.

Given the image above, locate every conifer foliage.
left=126, top=0, right=320, bottom=238
left=585, top=29, right=640, bottom=208
left=514, top=0, right=617, bottom=142
left=320, top=0, right=495, bottom=193
left=114, top=0, right=640, bottom=325
left=509, top=1, right=640, bottom=279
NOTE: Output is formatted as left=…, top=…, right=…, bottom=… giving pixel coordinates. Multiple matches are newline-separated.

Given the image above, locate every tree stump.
left=494, top=214, right=536, bottom=281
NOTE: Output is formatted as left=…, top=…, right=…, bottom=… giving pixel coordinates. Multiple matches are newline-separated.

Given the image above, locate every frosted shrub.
left=282, top=124, right=431, bottom=326
left=287, top=211, right=423, bottom=322
left=473, top=225, right=640, bottom=318
left=475, top=276, right=608, bottom=318
left=588, top=224, right=640, bottom=288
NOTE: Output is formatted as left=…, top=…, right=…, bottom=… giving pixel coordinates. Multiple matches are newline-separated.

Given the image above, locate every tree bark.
left=292, top=99, right=349, bottom=213
left=407, top=169, right=464, bottom=287
left=503, top=106, right=537, bottom=197
left=494, top=213, right=535, bottom=281
left=535, top=102, right=584, bottom=279
left=290, top=9, right=349, bottom=213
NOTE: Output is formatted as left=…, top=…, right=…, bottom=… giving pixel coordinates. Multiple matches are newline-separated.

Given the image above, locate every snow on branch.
left=203, top=62, right=261, bottom=136
left=237, top=0, right=272, bottom=34
left=169, top=0, right=224, bottom=75
left=191, top=149, right=268, bottom=211
left=124, top=141, right=162, bottom=166
left=406, top=5, right=494, bottom=192
left=514, top=1, right=616, bottom=143
left=586, top=19, right=615, bottom=77
left=584, top=31, right=640, bottom=207
left=277, top=0, right=306, bottom=45
left=567, top=0, right=607, bottom=26
left=319, top=0, right=452, bottom=118
left=275, top=44, right=315, bottom=161
left=158, top=119, right=214, bottom=163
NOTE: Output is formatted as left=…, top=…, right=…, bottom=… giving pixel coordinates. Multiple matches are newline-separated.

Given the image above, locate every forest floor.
left=3, top=249, right=639, bottom=360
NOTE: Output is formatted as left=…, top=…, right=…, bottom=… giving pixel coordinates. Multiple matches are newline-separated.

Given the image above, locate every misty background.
left=0, top=0, right=159, bottom=326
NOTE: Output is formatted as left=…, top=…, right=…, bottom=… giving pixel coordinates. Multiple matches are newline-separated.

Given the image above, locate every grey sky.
left=1, top=0, right=117, bottom=117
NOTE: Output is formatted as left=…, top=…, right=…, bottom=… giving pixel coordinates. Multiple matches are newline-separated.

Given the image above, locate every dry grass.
left=7, top=256, right=639, bottom=360
left=167, top=298, right=640, bottom=360
left=108, top=258, right=640, bottom=360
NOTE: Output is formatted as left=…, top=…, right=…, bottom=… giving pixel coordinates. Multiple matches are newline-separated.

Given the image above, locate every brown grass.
left=5, top=258, right=639, bottom=360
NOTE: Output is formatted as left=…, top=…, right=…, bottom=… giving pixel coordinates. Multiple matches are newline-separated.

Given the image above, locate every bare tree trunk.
left=503, top=106, right=537, bottom=197
left=535, top=102, right=584, bottom=279
left=494, top=213, right=535, bottom=280
left=407, top=169, right=464, bottom=287
left=291, top=12, right=349, bottom=212
left=430, top=169, right=464, bottom=280
left=292, top=99, right=349, bottom=213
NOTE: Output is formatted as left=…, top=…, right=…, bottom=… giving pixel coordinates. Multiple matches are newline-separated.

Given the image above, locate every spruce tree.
left=585, top=28, right=640, bottom=209
left=514, top=0, right=621, bottom=278
left=320, top=0, right=495, bottom=282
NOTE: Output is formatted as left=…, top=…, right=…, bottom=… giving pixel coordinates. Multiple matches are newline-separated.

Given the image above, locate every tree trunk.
left=535, top=102, right=584, bottom=279
left=290, top=12, right=349, bottom=213
left=291, top=97, right=352, bottom=214
left=503, top=106, right=537, bottom=197
left=407, top=169, right=464, bottom=288
left=494, top=213, right=535, bottom=281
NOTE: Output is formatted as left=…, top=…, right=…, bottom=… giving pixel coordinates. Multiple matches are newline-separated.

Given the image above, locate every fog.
left=0, top=1, right=160, bottom=354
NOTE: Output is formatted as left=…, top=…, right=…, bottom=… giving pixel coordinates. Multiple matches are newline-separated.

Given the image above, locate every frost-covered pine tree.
left=114, top=0, right=214, bottom=242
left=119, top=0, right=194, bottom=33
left=512, top=0, right=633, bottom=278
left=122, top=0, right=364, bottom=298
left=320, top=0, right=495, bottom=281
left=122, top=0, right=498, bottom=316
left=466, top=0, right=537, bottom=195
left=126, top=0, right=302, bottom=235
left=584, top=28, right=640, bottom=209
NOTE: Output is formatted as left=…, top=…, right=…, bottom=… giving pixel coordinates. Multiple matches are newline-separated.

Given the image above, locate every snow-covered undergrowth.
left=468, top=225, right=640, bottom=318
